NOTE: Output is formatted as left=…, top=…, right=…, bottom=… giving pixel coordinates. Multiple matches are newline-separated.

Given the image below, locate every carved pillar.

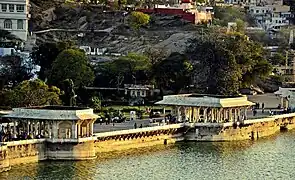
left=204, top=108, right=207, bottom=123
left=90, top=119, right=94, bottom=136
left=177, top=106, right=181, bottom=122
left=191, top=107, right=194, bottom=123
left=52, top=121, right=58, bottom=138
left=195, top=107, right=199, bottom=123
left=34, top=122, right=38, bottom=136
left=71, top=121, right=77, bottom=139
left=13, top=120, right=17, bottom=135
left=77, top=121, right=81, bottom=138
left=27, top=120, right=30, bottom=133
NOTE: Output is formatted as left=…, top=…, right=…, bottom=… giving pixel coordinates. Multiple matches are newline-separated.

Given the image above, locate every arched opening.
left=80, top=120, right=89, bottom=137
left=4, top=19, right=12, bottom=29
left=58, top=121, right=72, bottom=139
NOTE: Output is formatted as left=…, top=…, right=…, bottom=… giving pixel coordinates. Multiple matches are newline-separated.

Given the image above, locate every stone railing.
left=186, top=112, right=295, bottom=128
left=93, top=123, right=184, bottom=138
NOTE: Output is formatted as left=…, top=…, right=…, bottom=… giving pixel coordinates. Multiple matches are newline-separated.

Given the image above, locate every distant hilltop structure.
left=0, top=0, right=30, bottom=41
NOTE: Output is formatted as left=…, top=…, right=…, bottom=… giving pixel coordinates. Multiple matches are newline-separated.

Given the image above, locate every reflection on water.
left=1, top=131, right=295, bottom=180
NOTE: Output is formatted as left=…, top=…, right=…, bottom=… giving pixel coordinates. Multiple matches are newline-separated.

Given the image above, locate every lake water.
left=1, top=131, right=295, bottom=180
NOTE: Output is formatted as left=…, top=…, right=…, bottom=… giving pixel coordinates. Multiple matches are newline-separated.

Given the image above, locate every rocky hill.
left=29, top=1, right=204, bottom=54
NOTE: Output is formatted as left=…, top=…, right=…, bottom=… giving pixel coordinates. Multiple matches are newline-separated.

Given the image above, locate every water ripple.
left=1, top=131, right=295, bottom=180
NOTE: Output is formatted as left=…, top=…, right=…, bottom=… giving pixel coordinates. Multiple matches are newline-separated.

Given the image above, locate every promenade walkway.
left=94, top=94, right=282, bottom=133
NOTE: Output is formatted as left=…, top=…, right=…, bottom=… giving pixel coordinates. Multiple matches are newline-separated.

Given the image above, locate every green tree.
left=129, top=11, right=150, bottom=30
left=4, top=79, right=61, bottom=107
left=214, top=6, right=246, bottom=26
left=269, top=53, right=286, bottom=66
left=153, top=52, right=193, bottom=94
left=235, top=18, right=245, bottom=33
left=106, top=52, right=151, bottom=87
left=90, top=96, right=101, bottom=112
left=31, top=41, right=74, bottom=81
left=186, top=32, right=272, bottom=95
left=0, top=55, right=34, bottom=88
left=48, top=49, right=94, bottom=87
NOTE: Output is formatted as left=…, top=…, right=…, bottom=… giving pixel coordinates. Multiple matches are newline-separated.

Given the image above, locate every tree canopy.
left=31, top=41, right=74, bottom=81
left=3, top=79, right=61, bottom=108
left=95, top=53, right=151, bottom=88
left=153, top=52, right=193, bottom=94
left=129, top=11, right=150, bottom=30
left=48, top=48, right=95, bottom=87
left=0, top=55, right=34, bottom=89
left=186, top=32, right=272, bottom=95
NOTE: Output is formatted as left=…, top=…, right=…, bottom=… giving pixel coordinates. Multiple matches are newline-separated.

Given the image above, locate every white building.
left=249, top=4, right=292, bottom=31
left=224, top=0, right=283, bottom=6
left=0, top=0, right=30, bottom=41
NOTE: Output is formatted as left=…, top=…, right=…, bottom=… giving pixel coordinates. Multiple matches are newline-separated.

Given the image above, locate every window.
left=17, top=20, right=23, bottom=29
left=1, top=4, right=7, bottom=12
left=16, top=5, right=24, bottom=12
left=9, top=4, right=14, bottom=12
left=137, top=91, right=140, bottom=97
left=4, top=19, right=12, bottom=29
left=256, top=10, right=259, bottom=13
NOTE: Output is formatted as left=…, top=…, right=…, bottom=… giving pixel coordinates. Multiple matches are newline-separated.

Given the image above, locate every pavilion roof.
left=155, top=94, right=255, bottom=108
left=3, top=106, right=99, bottom=121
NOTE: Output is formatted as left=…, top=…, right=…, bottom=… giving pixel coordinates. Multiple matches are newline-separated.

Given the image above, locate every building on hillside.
left=0, top=0, right=30, bottom=41
left=224, top=0, right=283, bottom=6
left=248, top=3, right=292, bottom=31
left=138, top=0, right=212, bottom=24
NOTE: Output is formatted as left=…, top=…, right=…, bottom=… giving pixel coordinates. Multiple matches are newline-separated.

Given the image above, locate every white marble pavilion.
left=156, top=94, right=255, bottom=123
left=3, top=106, right=98, bottom=140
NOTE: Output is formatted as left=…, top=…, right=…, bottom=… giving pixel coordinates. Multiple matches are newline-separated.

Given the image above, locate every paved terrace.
left=94, top=94, right=282, bottom=133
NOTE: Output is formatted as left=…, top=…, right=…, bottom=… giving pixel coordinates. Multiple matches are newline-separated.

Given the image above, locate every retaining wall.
left=185, top=113, right=295, bottom=141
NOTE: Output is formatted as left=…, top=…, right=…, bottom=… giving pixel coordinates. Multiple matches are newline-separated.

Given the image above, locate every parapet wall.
left=7, top=139, right=46, bottom=166
left=185, top=113, right=295, bottom=141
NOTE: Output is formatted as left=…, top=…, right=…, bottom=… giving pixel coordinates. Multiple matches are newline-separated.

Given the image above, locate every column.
left=86, top=120, right=90, bottom=137
left=27, top=120, right=30, bottom=133
left=244, top=107, right=247, bottom=120
left=177, top=106, right=181, bottom=122
left=34, top=122, right=38, bottom=136
left=71, top=121, right=77, bottom=139
left=77, top=122, right=81, bottom=138
left=191, top=107, right=194, bottom=123
left=46, top=122, right=51, bottom=138
left=229, top=108, right=232, bottom=122
left=13, top=120, right=16, bottom=135
left=52, top=121, right=58, bottom=138
left=204, top=108, right=207, bottom=123
left=89, top=119, right=94, bottom=136
left=234, top=108, right=237, bottom=122
left=217, top=109, right=221, bottom=123
left=196, top=107, right=200, bottom=123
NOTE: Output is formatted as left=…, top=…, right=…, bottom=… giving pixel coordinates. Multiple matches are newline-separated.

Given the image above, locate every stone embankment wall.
left=93, top=124, right=184, bottom=154
left=46, top=141, right=96, bottom=160
left=0, top=124, right=184, bottom=172
left=0, top=139, right=45, bottom=173
left=185, top=113, right=295, bottom=141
